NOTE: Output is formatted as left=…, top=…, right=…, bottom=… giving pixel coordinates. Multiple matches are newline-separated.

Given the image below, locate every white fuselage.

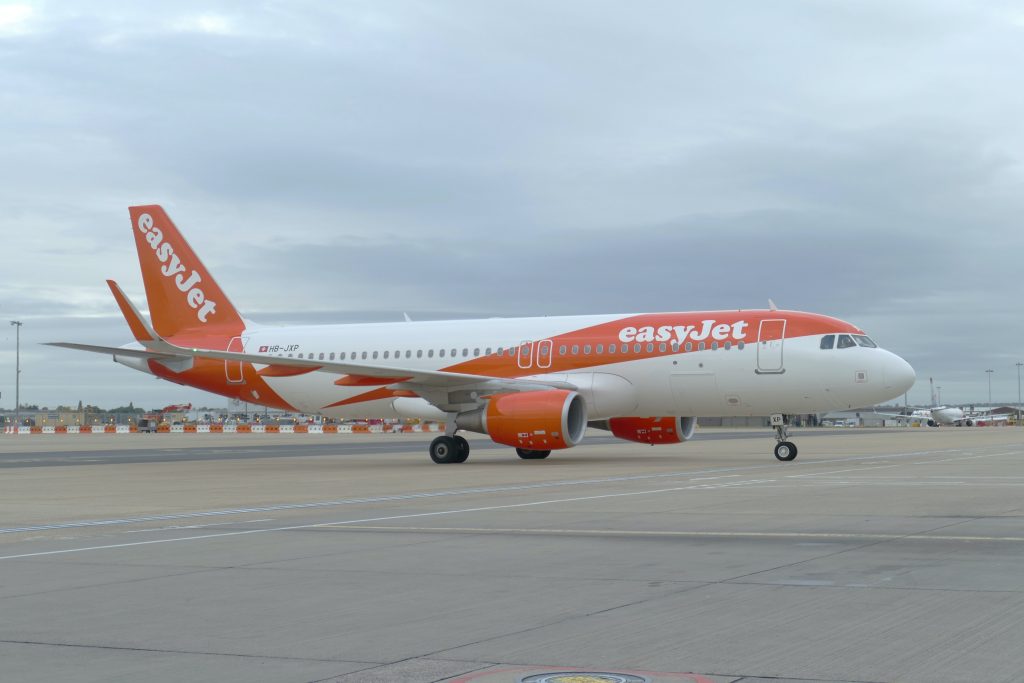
left=144, top=311, right=915, bottom=420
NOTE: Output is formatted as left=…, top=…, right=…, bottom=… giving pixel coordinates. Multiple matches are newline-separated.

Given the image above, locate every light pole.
left=9, top=320, right=22, bottom=427
left=1016, top=362, right=1022, bottom=426
left=986, top=369, right=994, bottom=406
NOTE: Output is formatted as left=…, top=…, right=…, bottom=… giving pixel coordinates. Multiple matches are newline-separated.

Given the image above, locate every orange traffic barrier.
left=210, top=424, right=224, bottom=433
left=237, top=424, right=252, bottom=433
left=324, top=424, right=338, bottom=433
left=294, top=424, right=309, bottom=433
left=183, top=424, right=197, bottom=433
left=266, top=424, right=280, bottom=433
left=55, top=426, right=67, bottom=433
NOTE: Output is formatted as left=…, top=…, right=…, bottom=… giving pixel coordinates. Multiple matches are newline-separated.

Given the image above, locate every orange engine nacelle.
left=604, top=416, right=697, bottom=445
left=456, top=390, right=587, bottom=450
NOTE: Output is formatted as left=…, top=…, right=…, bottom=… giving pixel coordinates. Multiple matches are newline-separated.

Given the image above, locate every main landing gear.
left=770, top=413, right=798, bottom=462
left=429, top=435, right=470, bottom=464
left=427, top=434, right=552, bottom=463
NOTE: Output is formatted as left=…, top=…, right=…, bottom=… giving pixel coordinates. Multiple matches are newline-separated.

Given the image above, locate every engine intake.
left=593, top=416, right=697, bottom=445
left=456, top=390, right=587, bottom=450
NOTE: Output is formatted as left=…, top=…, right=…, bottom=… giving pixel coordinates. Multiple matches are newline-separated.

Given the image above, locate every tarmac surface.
left=2, top=427, right=1024, bottom=682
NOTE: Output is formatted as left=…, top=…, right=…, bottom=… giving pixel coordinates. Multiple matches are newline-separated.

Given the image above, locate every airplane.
left=49, top=205, right=916, bottom=464
left=881, top=406, right=1010, bottom=427
left=878, top=378, right=1010, bottom=426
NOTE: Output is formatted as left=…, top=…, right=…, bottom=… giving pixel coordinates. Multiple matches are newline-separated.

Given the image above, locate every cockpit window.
left=837, top=334, right=857, bottom=349
left=853, top=335, right=877, bottom=348
left=820, top=335, right=835, bottom=350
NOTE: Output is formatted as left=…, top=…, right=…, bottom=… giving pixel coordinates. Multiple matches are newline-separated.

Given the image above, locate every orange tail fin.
left=128, top=205, right=244, bottom=338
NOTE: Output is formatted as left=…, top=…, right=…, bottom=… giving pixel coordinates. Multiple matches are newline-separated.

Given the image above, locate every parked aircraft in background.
left=879, top=379, right=1011, bottom=426
left=50, top=205, right=916, bottom=463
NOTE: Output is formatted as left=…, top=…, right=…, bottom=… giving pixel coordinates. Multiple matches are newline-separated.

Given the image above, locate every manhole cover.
left=519, top=674, right=650, bottom=683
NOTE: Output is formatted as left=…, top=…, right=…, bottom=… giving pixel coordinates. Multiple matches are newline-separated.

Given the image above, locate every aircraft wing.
left=159, top=342, right=575, bottom=391
left=51, top=281, right=578, bottom=403
left=48, top=339, right=575, bottom=392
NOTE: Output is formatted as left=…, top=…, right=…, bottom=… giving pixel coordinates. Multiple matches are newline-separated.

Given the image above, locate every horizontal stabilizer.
left=45, top=342, right=186, bottom=361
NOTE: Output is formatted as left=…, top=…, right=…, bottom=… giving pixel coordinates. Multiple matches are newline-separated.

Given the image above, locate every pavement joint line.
left=0, top=446, right=973, bottom=536
left=0, top=638, right=376, bottom=664
left=318, top=525, right=1024, bottom=542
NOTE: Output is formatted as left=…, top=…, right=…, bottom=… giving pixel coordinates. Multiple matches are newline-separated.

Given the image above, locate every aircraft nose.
left=884, top=352, right=916, bottom=394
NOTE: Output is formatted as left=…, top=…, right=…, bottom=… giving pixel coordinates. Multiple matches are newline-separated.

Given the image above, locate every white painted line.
left=0, top=479, right=799, bottom=561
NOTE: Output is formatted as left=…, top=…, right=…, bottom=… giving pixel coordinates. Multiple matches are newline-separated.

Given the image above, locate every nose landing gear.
left=770, top=413, right=798, bottom=461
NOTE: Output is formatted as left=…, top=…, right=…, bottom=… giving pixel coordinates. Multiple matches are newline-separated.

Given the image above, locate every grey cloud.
left=3, top=1, right=1024, bottom=407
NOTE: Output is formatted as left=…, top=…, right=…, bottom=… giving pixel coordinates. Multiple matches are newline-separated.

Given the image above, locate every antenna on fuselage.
left=768, top=299, right=778, bottom=311
left=403, top=312, right=412, bottom=322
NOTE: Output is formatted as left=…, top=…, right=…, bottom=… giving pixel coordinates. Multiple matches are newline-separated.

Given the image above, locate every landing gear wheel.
left=429, top=435, right=463, bottom=464
left=770, top=413, right=798, bottom=462
left=453, top=435, right=470, bottom=463
left=516, top=448, right=551, bottom=460
left=774, top=441, right=798, bottom=462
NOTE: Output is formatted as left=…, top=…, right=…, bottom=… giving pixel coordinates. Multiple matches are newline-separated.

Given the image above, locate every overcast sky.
left=2, top=1, right=1023, bottom=410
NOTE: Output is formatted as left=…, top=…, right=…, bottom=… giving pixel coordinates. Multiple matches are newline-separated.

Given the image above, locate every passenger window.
left=659, top=343, right=666, bottom=352
left=451, top=348, right=457, bottom=357
left=372, top=351, right=378, bottom=359
left=854, top=335, right=877, bottom=348
left=540, top=345, right=549, bottom=356
left=559, top=345, right=567, bottom=355
left=496, top=347, right=504, bottom=356
left=318, top=352, right=324, bottom=360
left=417, top=350, right=423, bottom=358
left=725, top=341, right=732, bottom=350
left=698, top=342, right=705, bottom=351
left=609, top=344, right=616, bottom=354
left=329, top=352, right=335, bottom=360
left=820, top=335, right=835, bottom=350
left=837, top=334, right=856, bottom=349
left=473, top=348, right=480, bottom=356
left=596, top=344, right=604, bottom=354
left=383, top=351, right=389, bottom=359
left=571, top=344, right=579, bottom=355
left=685, top=342, right=692, bottom=352
left=711, top=342, right=718, bottom=351
left=439, top=349, right=446, bottom=358
left=738, top=341, right=745, bottom=350
left=485, top=348, right=492, bottom=355
left=646, top=343, right=654, bottom=353
left=406, top=350, right=412, bottom=358
left=584, top=344, right=591, bottom=354
left=671, top=342, right=679, bottom=352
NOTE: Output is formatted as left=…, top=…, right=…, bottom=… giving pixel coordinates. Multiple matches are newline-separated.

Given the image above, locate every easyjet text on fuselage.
left=618, top=320, right=749, bottom=345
